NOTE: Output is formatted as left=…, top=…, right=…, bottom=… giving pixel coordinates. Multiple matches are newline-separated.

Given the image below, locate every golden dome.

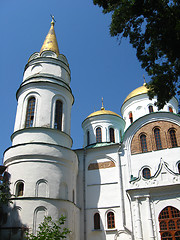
left=40, top=19, right=60, bottom=56
left=123, top=83, right=148, bottom=104
left=86, top=109, right=121, bottom=119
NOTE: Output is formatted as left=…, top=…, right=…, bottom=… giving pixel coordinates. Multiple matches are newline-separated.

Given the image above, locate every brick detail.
left=88, top=161, right=115, bottom=170
left=131, top=121, right=180, bottom=155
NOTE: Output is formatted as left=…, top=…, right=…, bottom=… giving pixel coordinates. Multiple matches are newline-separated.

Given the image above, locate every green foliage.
left=0, top=181, right=12, bottom=205
left=25, top=215, right=70, bottom=240
left=93, top=0, right=180, bottom=109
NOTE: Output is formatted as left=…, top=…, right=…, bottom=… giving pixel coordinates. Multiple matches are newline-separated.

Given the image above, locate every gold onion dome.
left=86, top=98, right=121, bottom=119
left=87, top=109, right=121, bottom=119
left=40, top=18, right=60, bottom=56
left=123, top=83, right=148, bottom=104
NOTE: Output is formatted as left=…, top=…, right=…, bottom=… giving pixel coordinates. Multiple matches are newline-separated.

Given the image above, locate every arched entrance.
left=159, top=206, right=180, bottom=240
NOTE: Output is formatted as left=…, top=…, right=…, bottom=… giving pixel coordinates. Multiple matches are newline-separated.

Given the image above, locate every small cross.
left=143, top=75, right=146, bottom=84
left=50, top=15, right=56, bottom=23
left=101, top=97, right=105, bottom=110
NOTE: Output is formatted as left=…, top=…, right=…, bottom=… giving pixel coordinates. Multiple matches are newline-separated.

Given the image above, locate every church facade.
left=1, top=20, right=180, bottom=240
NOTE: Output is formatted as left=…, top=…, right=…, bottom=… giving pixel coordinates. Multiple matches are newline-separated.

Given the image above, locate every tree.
left=0, top=169, right=12, bottom=205
left=93, top=0, right=180, bottom=109
left=0, top=181, right=12, bottom=205
left=25, top=215, right=70, bottom=240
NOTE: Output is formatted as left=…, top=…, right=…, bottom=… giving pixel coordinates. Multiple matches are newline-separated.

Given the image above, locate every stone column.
left=134, top=197, right=143, bottom=240
left=146, top=196, right=155, bottom=239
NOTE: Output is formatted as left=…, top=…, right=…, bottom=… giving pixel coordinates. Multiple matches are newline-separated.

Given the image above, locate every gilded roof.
left=86, top=108, right=121, bottom=119
left=123, top=83, right=148, bottom=104
left=40, top=20, right=60, bottom=56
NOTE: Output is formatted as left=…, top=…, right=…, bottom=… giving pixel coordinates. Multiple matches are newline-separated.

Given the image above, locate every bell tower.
left=3, top=19, right=80, bottom=239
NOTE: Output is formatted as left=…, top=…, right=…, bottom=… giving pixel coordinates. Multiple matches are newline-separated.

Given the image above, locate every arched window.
left=94, top=213, right=100, bottom=230
left=154, top=128, right=162, bottom=150
left=149, top=105, right=154, bottom=113
left=107, top=211, right=115, bottom=229
left=25, top=97, right=35, bottom=127
left=159, top=206, right=180, bottom=240
left=169, top=129, right=178, bottom=148
left=142, top=168, right=151, bottom=179
left=16, top=182, right=24, bottom=197
left=87, top=131, right=90, bottom=146
left=54, top=100, right=63, bottom=130
left=96, top=127, right=102, bottom=143
left=129, top=112, right=133, bottom=124
left=169, top=107, right=173, bottom=113
left=140, top=134, right=148, bottom=153
left=109, top=128, right=115, bottom=143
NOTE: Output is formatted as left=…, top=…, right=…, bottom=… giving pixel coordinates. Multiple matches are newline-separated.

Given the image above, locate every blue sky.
left=0, top=0, right=149, bottom=160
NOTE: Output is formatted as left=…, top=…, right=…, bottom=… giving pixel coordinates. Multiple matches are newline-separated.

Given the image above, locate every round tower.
left=82, top=101, right=125, bottom=147
left=3, top=19, right=79, bottom=240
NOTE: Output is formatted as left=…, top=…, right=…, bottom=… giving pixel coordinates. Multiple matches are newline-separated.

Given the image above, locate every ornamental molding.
left=129, top=158, right=180, bottom=189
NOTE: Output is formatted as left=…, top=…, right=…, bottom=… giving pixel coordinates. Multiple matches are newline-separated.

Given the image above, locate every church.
left=1, top=19, right=180, bottom=240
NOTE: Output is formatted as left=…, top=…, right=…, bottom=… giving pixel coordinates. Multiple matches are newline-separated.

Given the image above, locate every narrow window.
left=54, top=100, right=63, bottom=130
left=169, top=106, right=173, bottom=113
left=159, top=206, right=180, bottom=240
left=25, top=97, right=35, bottom=127
left=140, top=134, right=148, bottom=153
left=129, top=112, right=133, bottom=124
left=87, top=131, right=90, bottom=146
left=96, top=127, right=102, bottom=143
left=16, top=182, right=24, bottom=197
left=109, top=128, right=115, bottom=143
left=107, top=212, right=115, bottom=229
left=142, top=168, right=151, bottom=179
left=149, top=105, right=154, bottom=113
left=73, top=190, right=75, bottom=203
left=154, top=128, right=162, bottom=150
left=169, top=129, right=178, bottom=148
left=94, top=213, right=100, bottom=230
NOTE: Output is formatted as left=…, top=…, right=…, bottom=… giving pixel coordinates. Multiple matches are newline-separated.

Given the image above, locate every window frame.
left=169, top=106, right=173, bottom=113
left=94, top=212, right=101, bottom=230
left=109, top=128, right=115, bottom=143
left=87, top=130, right=90, bottom=146
left=96, top=127, right=102, bottom=143
left=142, top=168, right=151, bottom=179
left=159, top=206, right=180, bottom=239
left=54, top=100, right=63, bottom=131
left=129, top=112, right=133, bottom=124
left=140, top=134, right=148, bottom=153
left=107, top=211, right=115, bottom=229
left=148, top=105, right=154, bottom=113
left=16, top=181, right=24, bottom=197
left=154, top=127, right=162, bottom=150
left=25, top=97, right=36, bottom=128
left=169, top=129, right=178, bottom=148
